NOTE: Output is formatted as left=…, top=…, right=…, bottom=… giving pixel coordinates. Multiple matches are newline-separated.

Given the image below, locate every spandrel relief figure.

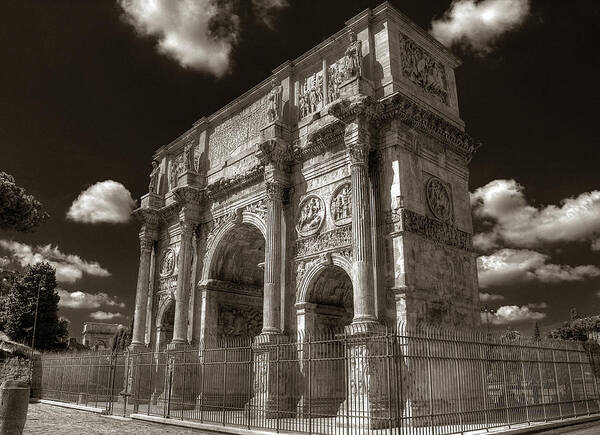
left=297, top=196, right=325, bottom=237
left=342, top=32, right=362, bottom=81
left=266, top=78, right=283, bottom=123
left=332, top=183, right=352, bottom=224
left=148, top=160, right=160, bottom=194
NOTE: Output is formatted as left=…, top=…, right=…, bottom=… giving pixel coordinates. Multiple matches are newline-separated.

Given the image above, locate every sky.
left=1, top=0, right=599, bottom=339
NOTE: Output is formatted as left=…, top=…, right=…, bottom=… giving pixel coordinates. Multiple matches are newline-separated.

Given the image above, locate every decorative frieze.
left=206, top=163, right=265, bottom=199
left=398, top=33, right=448, bottom=105
left=169, top=153, right=184, bottom=190
left=218, top=304, right=262, bottom=337
left=295, top=225, right=352, bottom=258
left=158, top=275, right=177, bottom=293
left=385, top=207, right=472, bottom=251
left=296, top=195, right=325, bottom=237
left=292, top=121, right=345, bottom=161
left=208, top=95, right=269, bottom=166
left=244, top=198, right=267, bottom=220
left=378, top=93, right=479, bottom=163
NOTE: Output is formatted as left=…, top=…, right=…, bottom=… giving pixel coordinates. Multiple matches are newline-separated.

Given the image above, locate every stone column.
left=131, top=211, right=158, bottom=347
left=262, top=180, right=285, bottom=335
left=171, top=219, right=196, bottom=345
left=345, top=120, right=377, bottom=324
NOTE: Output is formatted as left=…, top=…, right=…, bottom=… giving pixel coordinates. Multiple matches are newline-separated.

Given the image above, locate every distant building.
left=81, top=322, right=120, bottom=350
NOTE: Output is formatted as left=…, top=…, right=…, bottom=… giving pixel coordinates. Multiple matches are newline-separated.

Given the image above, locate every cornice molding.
left=206, top=163, right=265, bottom=200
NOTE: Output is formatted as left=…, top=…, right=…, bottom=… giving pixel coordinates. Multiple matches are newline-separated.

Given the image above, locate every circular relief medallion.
left=330, top=183, right=352, bottom=226
left=426, top=177, right=452, bottom=222
left=159, top=248, right=176, bottom=277
left=296, top=195, right=325, bottom=237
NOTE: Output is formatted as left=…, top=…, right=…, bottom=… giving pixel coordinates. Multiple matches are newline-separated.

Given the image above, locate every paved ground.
left=533, top=421, right=600, bottom=434
left=24, top=402, right=209, bottom=434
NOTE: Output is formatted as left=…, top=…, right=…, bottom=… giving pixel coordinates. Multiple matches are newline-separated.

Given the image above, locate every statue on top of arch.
left=148, top=160, right=160, bottom=194
left=266, top=78, right=283, bottom=123
left=341, top=32, right=362, bottom=81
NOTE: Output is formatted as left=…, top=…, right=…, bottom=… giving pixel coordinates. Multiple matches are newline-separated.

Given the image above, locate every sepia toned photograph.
left=1, top=1, right=598, bottom=434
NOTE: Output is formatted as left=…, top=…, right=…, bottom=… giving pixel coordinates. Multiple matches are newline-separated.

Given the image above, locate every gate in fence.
left=35, top=325, right=600, bottom=434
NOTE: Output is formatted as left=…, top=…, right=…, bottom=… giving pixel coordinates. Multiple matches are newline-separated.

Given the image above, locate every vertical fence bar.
left=536, top=346, right=547, bottom=422
left=519, top=344, right=530, bottom=424
left=222, top=342, right=228, bottom=426
left=276, top=336, right=280, bottom=433
left=308, top=333, right=312, bottom=435
left=551, top=348, right=562, bottom=419
left=499, top=341, right=511, bottom=426
left=578, top=350, right=590, bottom=415
left=565, top=345, right=576, bottom=417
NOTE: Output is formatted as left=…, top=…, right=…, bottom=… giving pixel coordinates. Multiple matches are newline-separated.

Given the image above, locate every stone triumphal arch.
left=129, top=1, right=480, bottom=420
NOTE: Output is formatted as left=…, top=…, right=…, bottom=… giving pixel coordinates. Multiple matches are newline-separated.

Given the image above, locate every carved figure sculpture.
left=342, top=32, right=362, bottom=81
left=267, top=78, right=283, bottom=123
left=159, top=248, right=175, bottom=277
left=148, top=160, right=160, bottom=194
left=184, top=142, right=195, bottom=171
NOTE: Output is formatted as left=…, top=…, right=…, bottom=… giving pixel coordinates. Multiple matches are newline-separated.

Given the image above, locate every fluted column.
left=345, top=120, right=377, bottom=324
left=171, top=218, right=196, bottom=344
left=170, top=186, right=202, bottom=346
left=131, top=213, right=158, bottom=347
left=262, top=181, right=285, bottom=335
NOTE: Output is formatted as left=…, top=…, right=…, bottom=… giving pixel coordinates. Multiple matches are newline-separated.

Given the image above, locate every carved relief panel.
left=218, top=304, right=262, bottom=337
left=298, top=70, right=324, bottom=119
left=208, top=94, right=269, bottom=166
left=159, top=248, right=176, bottom=277
left=426, top=177, right=453, bottom=223
left=398, top=33, right=448, bottom=105
left=296, top=195, right=325, bottom=237
left=330, top=183, right=352, bottom=226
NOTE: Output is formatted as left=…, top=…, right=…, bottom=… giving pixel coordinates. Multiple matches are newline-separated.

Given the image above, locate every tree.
left=500, top=328, right=522, bottom=341
left=533, top=322, right=541, bottom=341
left=0, top=268, right=20, bottom=331
left=0, top=171, right=49, bottom=232
left=3, top=262, right=68, bottom=350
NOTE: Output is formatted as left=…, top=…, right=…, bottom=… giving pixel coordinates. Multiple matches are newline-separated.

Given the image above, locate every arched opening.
left=298, top=264, right=353, bottom=417
left=156, top=301, right=175, bottom=351
left=206, top=222, right=265, bottom=337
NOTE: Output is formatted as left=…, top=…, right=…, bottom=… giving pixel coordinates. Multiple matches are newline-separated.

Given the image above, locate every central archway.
left=202, top=221, right=265, bottom=338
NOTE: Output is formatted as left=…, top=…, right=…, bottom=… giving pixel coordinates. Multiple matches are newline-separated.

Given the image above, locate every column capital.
left=172, top=185, right=204, bottom=208
left=257, top=139, right=290, bottom=171
left=132, top=207, right=160, bottom=228
left=344, top=122, right=371, bottom=166
left=265, top=180, right=288, bottom=202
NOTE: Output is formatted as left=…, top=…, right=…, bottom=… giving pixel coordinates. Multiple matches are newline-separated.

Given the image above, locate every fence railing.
left=34, top=324, right=600, bottom=434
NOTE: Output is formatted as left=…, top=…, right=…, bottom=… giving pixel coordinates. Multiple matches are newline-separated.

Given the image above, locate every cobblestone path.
left=24, top=402, right=208, bottom=434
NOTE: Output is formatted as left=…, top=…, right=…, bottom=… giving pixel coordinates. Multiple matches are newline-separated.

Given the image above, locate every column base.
left=337, top=323, right=400, bottom=430
left=248, top=334, right=298, bottom=419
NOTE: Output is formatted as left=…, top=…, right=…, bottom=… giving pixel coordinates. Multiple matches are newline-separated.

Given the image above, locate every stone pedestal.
left=177, top=170, right=200, bottom=187
left=339, top=76, right=374, bottom=99
left=165, top=343, right=198, bottom=411
left=248, top=334, right=297, bottom=419
left=337, top=324, right=399, bottom=430
left=140, top=192, right=164, bottom=209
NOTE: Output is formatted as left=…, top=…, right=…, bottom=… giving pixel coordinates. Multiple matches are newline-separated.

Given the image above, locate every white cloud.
left=0, top=240, right=110, bottom=283
left=57, top=289, right=125, bottom=310
left=480, top=292, right=504, bottom=302
left=67, top=180, right=135, bottom=224
left=478, top=248, right=600, bottom=288
left=471, top=179, right=600, bottom=251
left=90, top=311, right=124, bottom=321
left=485, top=304, right=546, bottom=325
left=252, top=0, right=288, bottom=28
left=118, top=0, right=240, bottom=77
left=431, top=0, right=530, bottom=54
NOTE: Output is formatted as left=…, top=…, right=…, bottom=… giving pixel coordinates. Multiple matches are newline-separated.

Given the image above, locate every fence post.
left=499, top=340, right=511, bottom=426
left=536, top=345, right=547, bottom=422
left=276, top=335, right=280, bottom=433
left=308, top=333, right=312, bottom=435
left=478, top=333, right=489, bottom=429
left=246, top=340, right=252, bottom=429
left=565, top=345, right=576, bottom=417
left=551, top=347, right=562, bottom=419
left=519, top=343, right=530, bottom=424
left=577, top=348, right=590, bottom=415
left=222, top=341, right=228, bottom=426
left=385, top=328, right=392, bottom=434
left=166, top=354, right=173, bottom=419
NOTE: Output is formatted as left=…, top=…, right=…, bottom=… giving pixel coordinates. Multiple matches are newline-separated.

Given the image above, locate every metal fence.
left=34, top=324, right=600, bottom=434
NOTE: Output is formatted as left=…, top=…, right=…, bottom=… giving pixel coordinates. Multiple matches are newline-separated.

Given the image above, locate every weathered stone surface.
left=131, top=1, right=481, bottom=427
